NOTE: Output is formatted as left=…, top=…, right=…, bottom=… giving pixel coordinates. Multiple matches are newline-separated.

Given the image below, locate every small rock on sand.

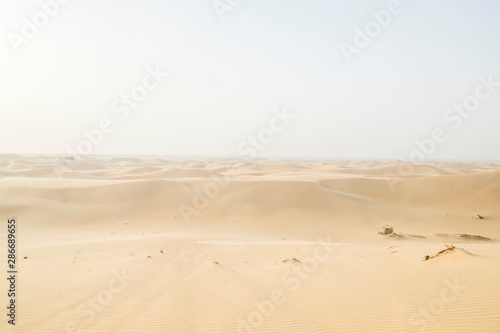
left=383, top=225, right=393, bottom=235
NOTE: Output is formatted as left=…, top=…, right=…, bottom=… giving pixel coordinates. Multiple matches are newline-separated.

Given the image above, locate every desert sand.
left=1, top=155, right=499, bottom=332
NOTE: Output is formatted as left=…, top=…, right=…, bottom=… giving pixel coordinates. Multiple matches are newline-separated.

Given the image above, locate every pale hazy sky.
left=1, top=0, right=499, bottom=160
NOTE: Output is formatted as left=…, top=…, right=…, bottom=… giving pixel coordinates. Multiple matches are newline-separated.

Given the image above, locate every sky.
left=0, top=0, right=499, bottom=160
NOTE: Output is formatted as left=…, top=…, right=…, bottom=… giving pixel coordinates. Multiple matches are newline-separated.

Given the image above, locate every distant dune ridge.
left=0, top=155, right=499, bottom=332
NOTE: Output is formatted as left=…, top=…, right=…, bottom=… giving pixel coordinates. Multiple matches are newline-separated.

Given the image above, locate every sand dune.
left=1, top=155, right=499, bottom=332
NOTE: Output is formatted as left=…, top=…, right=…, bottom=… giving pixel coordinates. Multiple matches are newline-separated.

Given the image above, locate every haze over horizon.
left=1, top=0, right=499, bottom=160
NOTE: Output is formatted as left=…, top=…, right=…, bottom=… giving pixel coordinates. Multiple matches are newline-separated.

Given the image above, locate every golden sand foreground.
left=1, top=155, right=499, bottom=332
